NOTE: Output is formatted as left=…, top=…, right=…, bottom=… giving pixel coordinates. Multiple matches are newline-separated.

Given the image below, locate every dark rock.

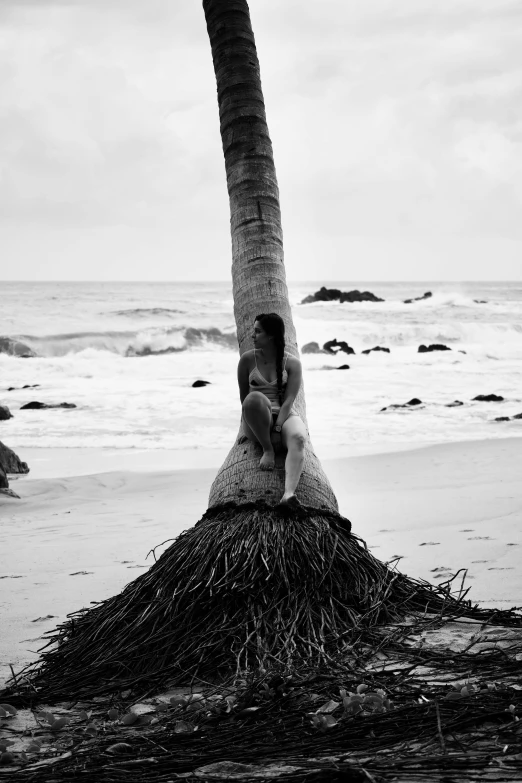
left=513, top=413, right=522, bottom=420
left=0, top=406, right=12, bottom=421
left=0, top=488, right=21, bottom=498
left=6, top=385, right=40, bottom=391
left=0, top=464, right=8, bottom=489
left=445, top=400, right=464, bottom=407
left=301, top=342, right=325, bottom=354
left=301, top=286, right=342, bottom=304
left=192, top=380, right=211, bottom=388
left=361, top=346, right=390, bottom=355
left=337, top=364, right=350, bottom=370
left=20, top=401, right=77, bottom=410
left=494, top=417, right=511, bottom=422
left=340, top=289, right=384, bottom=303
left=473, top=394, right=504, bottom=402
left=474, top=300, right=488, bottom=304
left=458, top=350, right=467, bottom=354
left=0, top=337, right=37, bottom=358
left=381, top=398, right=422, bottom=412
left=300, top=287, right=384, bottom=305
left=418, top=344, right=451, bottom=353
left=0, top=440, right=29, bottom=474
left=404, top=291, right=432, bottom=304
left=323, top=339, right=355, bottom=355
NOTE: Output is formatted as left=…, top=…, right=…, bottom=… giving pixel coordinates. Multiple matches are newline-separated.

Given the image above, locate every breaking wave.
left=110, top=308, right=185, bottom=318
left=6, top=327, right=238, bottom=358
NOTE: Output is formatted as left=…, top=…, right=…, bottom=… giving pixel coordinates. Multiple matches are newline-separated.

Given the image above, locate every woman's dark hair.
left=255, top=313, right=285, bottom=406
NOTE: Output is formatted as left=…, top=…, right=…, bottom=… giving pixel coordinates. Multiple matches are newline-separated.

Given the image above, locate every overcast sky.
left=2, top=0, right=521, bottom=281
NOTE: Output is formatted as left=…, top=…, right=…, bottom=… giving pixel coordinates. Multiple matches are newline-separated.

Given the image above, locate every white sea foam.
left=10, top=326, right=237, bottom=357
left=2, top=281, right=522, bottom=458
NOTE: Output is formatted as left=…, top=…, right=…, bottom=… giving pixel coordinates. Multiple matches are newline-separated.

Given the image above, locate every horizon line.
left=3, top=279, right=522, bottom=285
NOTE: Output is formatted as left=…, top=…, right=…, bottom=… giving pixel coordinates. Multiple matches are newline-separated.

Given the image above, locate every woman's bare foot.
left=259, top=449, right=275, bottom=471
left=278, top=493, right=301, bottom=508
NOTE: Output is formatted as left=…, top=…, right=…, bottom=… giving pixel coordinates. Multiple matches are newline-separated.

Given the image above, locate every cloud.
left=1, top=0, right=521, bottom=280
left=253, top=0, right=522, bottom=243
left=0, top=1, right=220, bottom=227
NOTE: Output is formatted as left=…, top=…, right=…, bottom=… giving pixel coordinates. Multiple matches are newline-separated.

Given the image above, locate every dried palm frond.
left=4, top=501, right=521, bottom=704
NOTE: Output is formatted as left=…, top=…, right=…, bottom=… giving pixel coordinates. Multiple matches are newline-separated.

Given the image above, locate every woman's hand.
left=271, top=428, right=283, bottom=453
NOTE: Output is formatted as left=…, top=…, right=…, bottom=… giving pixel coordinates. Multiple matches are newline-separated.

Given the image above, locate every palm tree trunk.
left=203, top=0, right=337, bottom=512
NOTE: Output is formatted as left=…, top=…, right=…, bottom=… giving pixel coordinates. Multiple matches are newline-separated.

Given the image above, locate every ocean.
left=1, top=280, right=521, bottom=467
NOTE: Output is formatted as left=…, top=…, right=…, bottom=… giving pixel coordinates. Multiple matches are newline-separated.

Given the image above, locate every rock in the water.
left=340, top=289, right=384, bottom=303
left=323, top=339, right=355, bottom=355
left=20, top=401, right=77, bottom=410
left=0, top=406, right=12, bottom=421
left=381, top=398, right=422, bottom=412
left=0, top=440, right=29, bottom=474
left=445, top=400, right=464, bottom=407
left=300, top=286, right=342, bottom=304
left=192, top=380, right=211, bottom=388
left=361, top=346, right=390, bottom=355
left=473, top=394, right=504, bottom=402
left=6, top=384, right=40, bottom=391
left=418, top=344, right=451, bottom=353
left=496, top=412, right=522, bottom=421
left=0, top=337, right=37, bottom=358
left=337, top=364, right=350, bottom=370
left=474, top=299, right=488, bottom=304
left=301, top=342, right=325, bottom=354
left=404, top=291, right=432, bottom=304
left=300, top=287, right=384, bottom=305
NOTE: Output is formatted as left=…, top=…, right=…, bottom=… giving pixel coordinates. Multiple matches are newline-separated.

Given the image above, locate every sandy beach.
left=1, top=436, right=521, bottom=687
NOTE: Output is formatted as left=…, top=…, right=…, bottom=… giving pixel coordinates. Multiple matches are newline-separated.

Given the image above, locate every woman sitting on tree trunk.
left=238, top=312, right=307, bottom=507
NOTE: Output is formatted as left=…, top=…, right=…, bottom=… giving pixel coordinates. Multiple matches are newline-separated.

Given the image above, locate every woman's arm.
left=274, top=356, right=302, bottom=428
left=237, top=351, right=252, bottom=404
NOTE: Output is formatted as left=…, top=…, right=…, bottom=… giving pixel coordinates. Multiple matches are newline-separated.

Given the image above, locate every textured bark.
left=203, top=0, right=337, bottom=512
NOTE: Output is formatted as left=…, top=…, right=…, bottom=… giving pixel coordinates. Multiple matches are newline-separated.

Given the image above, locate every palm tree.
left=203, top=0, right=337, bottom=512
left=6, top=0, right=473, bottom=705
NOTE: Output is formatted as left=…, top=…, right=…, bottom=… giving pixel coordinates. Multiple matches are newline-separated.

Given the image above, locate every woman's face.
left=253, top=320, right=272, bottom=349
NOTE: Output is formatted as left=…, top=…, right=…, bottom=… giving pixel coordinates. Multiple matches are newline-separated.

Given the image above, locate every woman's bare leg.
left=242, top=392, right=275, bottom=470
left=279, top=416, right=307, bottom=505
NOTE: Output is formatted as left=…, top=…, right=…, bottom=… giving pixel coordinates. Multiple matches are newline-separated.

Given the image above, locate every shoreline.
left=11, top=433, right=517, bottom=480
left=2, top=435, right=522, bottom=686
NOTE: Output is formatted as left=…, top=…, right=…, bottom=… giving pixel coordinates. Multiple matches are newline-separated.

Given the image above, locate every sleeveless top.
left=248, top=351, right=291, bottom=414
